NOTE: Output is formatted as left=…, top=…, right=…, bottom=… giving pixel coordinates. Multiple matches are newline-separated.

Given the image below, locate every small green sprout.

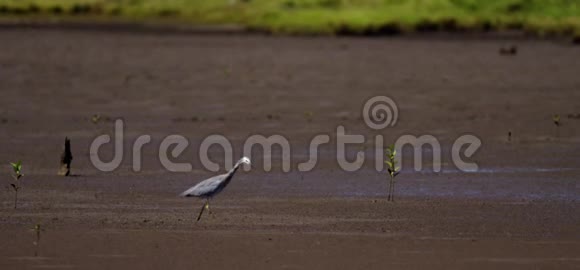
left=223, top=65, right=232, bottom=77
left=31, top=223, right=44, bottom=257
left=385, top=145, right=400, bottom=202
left=33, top=224, right=42, bottom=246
left=553, top=114, right=561, bottom=138
left=91, top=114, right=101, bottom=124
left=304, top=111, right=314, bottom=122
left=10, top=161, right=23, bottom=209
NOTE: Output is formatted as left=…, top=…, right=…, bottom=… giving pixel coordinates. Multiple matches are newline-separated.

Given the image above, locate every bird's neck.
left=228, top=161, right=243, bottom=174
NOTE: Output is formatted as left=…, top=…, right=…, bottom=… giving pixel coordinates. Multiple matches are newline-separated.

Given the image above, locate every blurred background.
left=0, top=0, right=579, bottom=39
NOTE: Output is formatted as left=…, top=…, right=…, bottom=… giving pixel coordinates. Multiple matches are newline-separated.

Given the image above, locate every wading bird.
left=180, top=157, right=251, bottom=221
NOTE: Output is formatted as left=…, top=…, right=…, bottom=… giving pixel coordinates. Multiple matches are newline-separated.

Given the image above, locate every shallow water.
left=234, top=166, right=580, bottom=201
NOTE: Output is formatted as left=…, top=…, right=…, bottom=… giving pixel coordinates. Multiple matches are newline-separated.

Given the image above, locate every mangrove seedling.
left=304, top=111, right=314, bottom=122
left=553, top=114, right=561, bottom=138
left=32, top=223, right=45, bottom=257
left=223, top=65, right=232, bottom=77
left=33, top=224, right=41, bottom=246
left=91, top=114, right=101, bottom=124
left=10, top=161, right=23, bottom=209
left=385, top=145, right=400, bottom=202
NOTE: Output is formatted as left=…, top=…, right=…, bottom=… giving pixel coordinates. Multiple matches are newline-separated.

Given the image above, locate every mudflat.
left=0, top=28, right=579, bottom=269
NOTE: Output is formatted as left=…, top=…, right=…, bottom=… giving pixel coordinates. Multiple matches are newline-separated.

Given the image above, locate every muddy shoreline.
left=0, top=28, right=579, bottom=269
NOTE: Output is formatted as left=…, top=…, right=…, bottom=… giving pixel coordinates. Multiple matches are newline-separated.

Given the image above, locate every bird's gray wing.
left=180, top=174, right=227, bottom=197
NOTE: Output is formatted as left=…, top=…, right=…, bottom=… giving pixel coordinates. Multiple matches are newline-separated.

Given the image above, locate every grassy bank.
left=0, top=0, right=579, bottom=37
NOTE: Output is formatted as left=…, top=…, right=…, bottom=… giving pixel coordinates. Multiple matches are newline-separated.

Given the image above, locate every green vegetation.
left=0, top=0, right=579, bottom=37
left=304, top=111, right=314, bottom=122
left=91, top=114, right=101, bottom=124
left=385, top=145, right=400, bottom=202
left=9, top=161, right=24, bottom=209
left=553, top=114, right=561, bottom=137
left=32, top=223, right=44, bottom=256
left=33, top=223, right=42, bottom=246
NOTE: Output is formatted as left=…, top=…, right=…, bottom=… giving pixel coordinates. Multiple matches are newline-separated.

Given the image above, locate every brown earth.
left=0, top=27, right=579, bottom=269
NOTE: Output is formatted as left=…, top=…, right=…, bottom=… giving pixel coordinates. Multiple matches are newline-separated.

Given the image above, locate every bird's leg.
left=196, top=201, right=207, bottom=222
left=206, top=198, right=212, bottom=216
